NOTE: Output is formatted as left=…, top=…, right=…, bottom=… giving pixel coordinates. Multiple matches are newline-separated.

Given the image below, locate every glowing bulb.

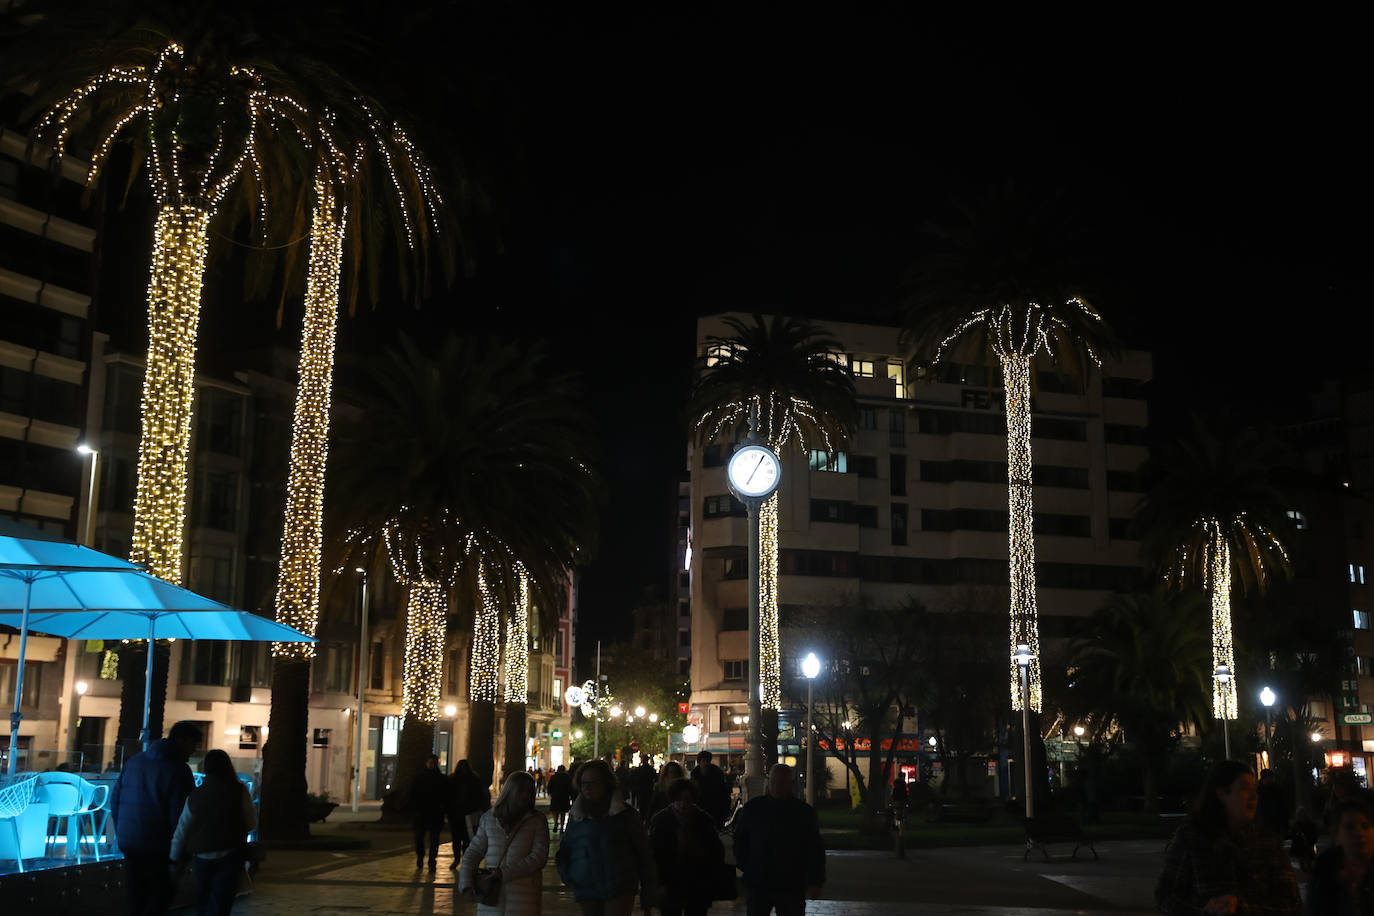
left=75, top=681, right=88, bottom=696
left=634, top=706, right=646, bottom=718
left=1073, top=725, right=1085, bottom=738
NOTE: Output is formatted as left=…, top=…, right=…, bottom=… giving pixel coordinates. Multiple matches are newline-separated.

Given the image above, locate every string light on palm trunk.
left=274, top=171, right=346, bottom=659
left=1003, top=353, right=1042, bottom=711
left=401, top=580, right=446, bottom=722
left=503, top=565, right=530, bottom=704
left=759, top=492, right=782, bottom=710
left=471, top=562, right=501, bottom=704
left=1207, top=526, right=1237, bottom=720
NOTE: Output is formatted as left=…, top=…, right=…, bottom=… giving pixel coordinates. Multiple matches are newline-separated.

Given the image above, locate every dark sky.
left=92, top=9, right=1368, bottom=643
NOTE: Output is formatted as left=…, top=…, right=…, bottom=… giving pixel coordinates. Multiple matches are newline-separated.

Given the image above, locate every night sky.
left=87, top=9, right=1369, bottom=644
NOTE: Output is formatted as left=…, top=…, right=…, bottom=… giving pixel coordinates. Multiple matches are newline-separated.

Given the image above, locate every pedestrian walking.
left=448, top=762, right=473, bottom=870
left=410, top=754, right=450, bottom=871
left=454, top=758, right=492, bottom=842
left=630, top=753, right=657, bottom=816
left=459, top=771, right=550, bottom=915
left=689, top=750, right=730, bottom=828
left=556, top=758, right=658, bottom=915
left=169, top=749, right=256, bottom=916
left=548, top=764, right=574, bottom=834
left=1155, top=760, right=1302, bottom=915
left=110, top=720, right=201, bottom=916
left=645, top=761, right=686, bottom=824
left=615, top=753, right=633, bottom=803
left=649, top=778, right=725, bottom=916
left=732, top=764, right=825, bottom=916
left=536, top=768, right=546, bottom=798
left=1305, top=798, right=1374, bottom=914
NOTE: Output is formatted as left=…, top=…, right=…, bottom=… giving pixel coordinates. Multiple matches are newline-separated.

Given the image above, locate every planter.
left=306, top=801, right=338, bottom=823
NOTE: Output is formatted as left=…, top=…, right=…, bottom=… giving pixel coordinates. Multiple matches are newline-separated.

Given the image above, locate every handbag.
left=473, top=814, right=532, bottom=906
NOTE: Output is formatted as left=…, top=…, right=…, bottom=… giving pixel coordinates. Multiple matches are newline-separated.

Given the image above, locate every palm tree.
left=1135, top=422, right=1292, bottom=729
left=689, top=314, right=856, bottom=766
left=330, top=335, right=598, bottom=794
left=1067, top=588, right=1211, bottom=814
left=901, top=185, right=1118, bottom=711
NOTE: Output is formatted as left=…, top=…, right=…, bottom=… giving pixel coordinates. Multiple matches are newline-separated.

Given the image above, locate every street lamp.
left=1260, top=686, right=1276, bottom=750
left=682, top=724, right=700, bottom=745
left=75, top=444, right=100, bottom=548
left=1014, top=642, right=1034, bottom=819
left=1214, top=664, right=1232, bottom=759
left=609, top=706, right=622, bottom=718
left=634, top=705, right=646, bottom=718
left=352, top=567, right=369, bottom=813
left=1073, top=725, right=1085, bottom=738
left=648, top=713, right=658, bottom=724
left=802, top=652, right=820, bottom=805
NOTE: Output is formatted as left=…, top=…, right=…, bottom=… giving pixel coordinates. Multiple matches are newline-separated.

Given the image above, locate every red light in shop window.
left=1330, top=751, right=1350, bottom=767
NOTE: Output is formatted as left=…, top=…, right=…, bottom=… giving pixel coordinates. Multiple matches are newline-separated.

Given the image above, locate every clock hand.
left=746, top=454, right=766, bottom=486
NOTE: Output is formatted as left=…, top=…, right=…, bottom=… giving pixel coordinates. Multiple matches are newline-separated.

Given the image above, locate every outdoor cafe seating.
left=0, top=770, right=114, bottom=873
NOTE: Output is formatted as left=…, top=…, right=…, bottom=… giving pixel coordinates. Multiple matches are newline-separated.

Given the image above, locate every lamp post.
left=1260, top=686, right=1276, bottom=753
left=1215, top=664, right=1232, bottom=759
left=802, top=652, right=820, bottom=805
left=75, top=444, right=100, bottom=548
left=1014, top=642, right=1034, bottom=819
left=353, top=567, right=369, bottom=813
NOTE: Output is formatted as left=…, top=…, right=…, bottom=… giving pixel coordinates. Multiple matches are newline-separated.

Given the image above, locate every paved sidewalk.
left=230, top=823, right=1165, bottom=915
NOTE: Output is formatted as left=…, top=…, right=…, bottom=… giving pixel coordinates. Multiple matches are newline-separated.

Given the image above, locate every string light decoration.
left=400, top=580, right=446, bottom=723
left=927, top=300, right=1105, bottom=711
left=1206, top=526, right=1237, bottom=720
left=758, top=494, right=782, bottom=709
left=471, top=561, right=501, bottom=705
left=503, top=565, right=530, bottom=705
left=35, top=42, right=318, bottom=584
left=272, top=164, right=347, bottom=660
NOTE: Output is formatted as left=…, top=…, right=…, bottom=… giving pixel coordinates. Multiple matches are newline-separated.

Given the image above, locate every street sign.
left=678, top=702, right=689, bottom=714
left=552, top=728, right=562, bottom=739
left=1342, top=713, right=1373, bottom=725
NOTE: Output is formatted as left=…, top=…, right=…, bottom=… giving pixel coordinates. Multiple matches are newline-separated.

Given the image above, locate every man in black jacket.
left=733, top=764, right=825, bottom=916
left=690, top=749, right=731, bottom=826
left=410, top=755, right=449, bottom=871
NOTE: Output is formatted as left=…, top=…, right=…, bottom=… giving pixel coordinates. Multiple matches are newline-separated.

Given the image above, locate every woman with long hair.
left=649, top=778, right=724, bottom=916
left=1305, top=798, right=1374, bottom=914
left=556, top=758, right=658, bottom=916
left=459, top=770, right=549, bottom=914
left=1155, top=760, right=1301, bottom=914
left=644, top=761, right=686, bottom=825
left=169, top=749, right=256, bottom=916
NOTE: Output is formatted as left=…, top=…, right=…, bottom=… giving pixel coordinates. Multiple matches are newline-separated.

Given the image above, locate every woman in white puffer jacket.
left=459, top=771, right=550, bottom=915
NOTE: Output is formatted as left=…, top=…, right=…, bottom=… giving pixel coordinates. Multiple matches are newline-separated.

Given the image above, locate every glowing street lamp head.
left=802, top=652, right=821, bottom=680
left=1260, top=686, right=1276, bottom=708
left=1311, top=732, right=1323, bottom=743
left=927, top=736, right=936, bottom=748
left=609, top=706, right=622, bottom=718
left=1073, top=725, right=1085, bottom=738
left=1013, top=643, right=1033, bottom=668
left=443, top=704, right=456, bottom=717
left=648, top=713, right=658, bottom=723
left=75, top=681, right=88, bottom=696
left=573, top=730, right=584, bottom=740
left=76, top=444, right=98, bottom=456
left=1214, top=664, right=1232, bottom=684
left=634, top=705, right=646, bottom=718
left=682, top=724, right=700, bottom=744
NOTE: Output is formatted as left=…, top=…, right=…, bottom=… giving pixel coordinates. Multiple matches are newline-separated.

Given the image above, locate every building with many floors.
left=683, top=313, right=1153, bottom=783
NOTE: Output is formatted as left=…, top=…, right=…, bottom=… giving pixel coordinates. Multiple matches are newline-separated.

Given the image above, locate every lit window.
left=1353, top=564, right=1367, bottom=585
left=888, top=361, right=905, bottom=397
left=808, top=450, right=847, bottom=473
left=1355, top=610, right=1370, bottom=630
left=852, top=360, right=876, bottom=378
left=1287, top=510, right=1308, bottom=530
left=821, top=351, right=849, bottom=368
left=705, top=344, right=734, bottom=367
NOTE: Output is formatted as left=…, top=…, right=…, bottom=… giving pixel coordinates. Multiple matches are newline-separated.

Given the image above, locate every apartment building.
left=684, top=313, right=1153, bottom=768
left=0, top=128, right=102, bottom=766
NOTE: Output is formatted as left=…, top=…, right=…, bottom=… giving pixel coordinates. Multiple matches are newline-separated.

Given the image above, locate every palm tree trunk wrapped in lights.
left=1002, top=352, right=1042, bottom=710
left=1206, top=526, right=1237, bottom=720
left=130, top=204, right=213, bottom=583
left=470, top=561, right=503, bottom=785
left=502, top=566, right=531, bottom=777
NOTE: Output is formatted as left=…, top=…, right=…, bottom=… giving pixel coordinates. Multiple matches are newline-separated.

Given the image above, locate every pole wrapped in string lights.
left=1206, top=523, right=1237, bottom=720
left=503, top=565, right=530, bottom=705
left=274, top=160, right=347, bottom=658
left=471, top=560, right=501, bottom=705
left=928, top=299, right=1106, bottom=711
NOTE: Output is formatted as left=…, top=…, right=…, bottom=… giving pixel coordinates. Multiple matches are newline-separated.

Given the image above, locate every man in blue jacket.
left=733, top=764, right=825, bottom=916
left=110, top=720, right=200, bottom=916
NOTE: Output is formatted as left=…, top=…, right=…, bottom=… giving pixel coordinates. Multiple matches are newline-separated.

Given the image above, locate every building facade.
left=684, top=313, right=1153, bottom=781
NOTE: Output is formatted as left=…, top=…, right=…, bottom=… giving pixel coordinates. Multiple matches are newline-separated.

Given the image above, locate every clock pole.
left=746, top=486, right=764, bottom=799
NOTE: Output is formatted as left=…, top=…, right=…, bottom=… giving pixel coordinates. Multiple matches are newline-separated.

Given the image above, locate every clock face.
left=727, top=445, right=782, bottom=499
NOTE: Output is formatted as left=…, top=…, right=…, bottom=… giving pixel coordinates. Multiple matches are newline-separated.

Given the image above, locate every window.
left=678, top=659, right=691, bottom=676
left=723, top=661, right=747, bottom=682
left=858, top=407, right=878, bottom=430
left=1356, top=610, right=1370, bottom=630
left=447, top=649, right=463, bottom=695
left=852, top=360, right=876, bottom=378
left=704, top=494, right=746, bottom=518
left=321, top=643, right=353, bottom=694
left=1352, top=564, right=1366, bottom=585
left=705, top=344, right=734, bottom=367
left=1288, top=510, right=1308, bottom=530
left=552, top=678, right=563, bottom=706
left=0, top=661, right=41, bottom=708
left=679, top=630, right=691, bottom=647
left=810, top=500, right=855, bottom=524
left=723, top=556, right=748, bottom=580
left=722, top=608, right=746, bottom=631
left=198, top=471, right=239, bottom=531
left=891, top=505, right=907, bottom=546
left=199, top=389, right=245, bottom=457
left=370, top=641, right=385, bottom=689
left=808, top=450, right=847, bottom=473
left=239, top=725, right=260, bottom=750
left=887, top=361, right=905, bottom=397
left=555, top=631, right=565, bottom=666
left=889, top=408, right=906, bottom=446
left=890, top=455, right=907, bottom=496
left=856, top=505, right=879, bottom=528
left=822, top=351, right=849, bottom=368
left=721, top=705, right=748, bottom=729
left=185, top=641, right=230, bottom=686
left=849, top=455, right=878, bottom=478
left=313, top=728, right=331, bottom=748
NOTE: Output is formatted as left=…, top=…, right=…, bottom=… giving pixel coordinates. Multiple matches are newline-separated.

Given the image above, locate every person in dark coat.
left=169, top=749, right=256, bottom=916
left=649, top=778, right=724, bottom=916
left=630, top=753, right=657, bottom=815
left=110, top=720, right=201, bottom=916
left=447, top=760, right=476, bottom=870
left=410, top=754, right=450, bottom=871
left=1257, top=768, right=1288, bottom=836
left=645, top=761, right=686, bottom=825
left=1305, top=799, right=1374, bottom=915
left=690, top=750, right=730, bottom=827
left=733, top=764, right=825, bottom=916
left=547, top=764, right=574, bottom=834
left=556, top=758, right=658, bottom=914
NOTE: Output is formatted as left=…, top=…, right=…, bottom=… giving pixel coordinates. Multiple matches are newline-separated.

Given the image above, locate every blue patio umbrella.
left=0, top=519, right=314, bottom=771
